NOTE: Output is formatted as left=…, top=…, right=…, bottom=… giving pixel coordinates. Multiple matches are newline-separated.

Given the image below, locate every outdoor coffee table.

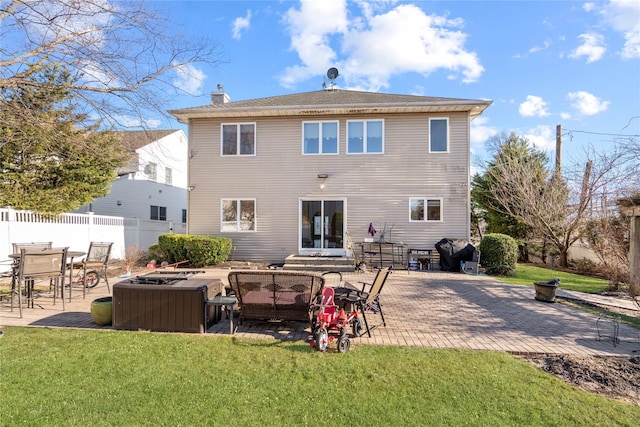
left=205, top=295, right=238, bottom=334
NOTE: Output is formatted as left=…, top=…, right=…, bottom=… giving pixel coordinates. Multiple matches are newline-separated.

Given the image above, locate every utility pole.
left=555, top=124, right=562, bottom=177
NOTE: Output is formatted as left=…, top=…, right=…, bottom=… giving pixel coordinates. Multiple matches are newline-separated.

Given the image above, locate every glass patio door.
left=300, top=200, right=345, bottom=255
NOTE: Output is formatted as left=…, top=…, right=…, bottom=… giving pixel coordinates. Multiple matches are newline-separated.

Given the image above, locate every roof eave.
left=169, top=100, right=492, bottom=123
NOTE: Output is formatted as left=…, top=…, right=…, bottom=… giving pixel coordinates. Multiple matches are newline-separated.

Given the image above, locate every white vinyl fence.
left=1, top=208, right=185, bottom=260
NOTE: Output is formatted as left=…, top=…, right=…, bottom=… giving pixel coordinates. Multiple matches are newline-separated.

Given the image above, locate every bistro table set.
left=2, top=241, right=113, bottom=318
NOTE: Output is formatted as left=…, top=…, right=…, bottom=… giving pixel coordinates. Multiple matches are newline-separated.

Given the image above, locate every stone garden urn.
left=534, top=279, right=561, bottom=303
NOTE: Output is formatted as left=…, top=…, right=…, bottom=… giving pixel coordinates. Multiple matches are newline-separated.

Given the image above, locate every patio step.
left=282, top=255, right=356, bottom=272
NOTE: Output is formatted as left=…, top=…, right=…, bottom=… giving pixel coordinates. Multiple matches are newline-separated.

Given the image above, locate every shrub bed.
left=157, top=234, right=232, bottom=268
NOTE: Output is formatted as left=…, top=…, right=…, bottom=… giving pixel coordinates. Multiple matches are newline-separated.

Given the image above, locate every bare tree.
left=1, top=0, right=222, bottom=128
left=479, top=132, right=638, bottom=268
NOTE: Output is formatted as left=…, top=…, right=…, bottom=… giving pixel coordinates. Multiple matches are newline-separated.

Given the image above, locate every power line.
left=564, top=129, right=639, bottom=138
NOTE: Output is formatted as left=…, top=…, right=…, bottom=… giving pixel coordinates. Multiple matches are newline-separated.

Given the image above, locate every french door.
left=300, top=199, right=345, bottom=255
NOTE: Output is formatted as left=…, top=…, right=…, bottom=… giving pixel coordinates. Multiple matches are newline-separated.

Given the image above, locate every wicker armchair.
left=228, top=271, right=325, bottom=326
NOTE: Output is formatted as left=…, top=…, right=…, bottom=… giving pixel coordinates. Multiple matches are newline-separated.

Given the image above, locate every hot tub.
left=112, top=271, right=224, bottom=333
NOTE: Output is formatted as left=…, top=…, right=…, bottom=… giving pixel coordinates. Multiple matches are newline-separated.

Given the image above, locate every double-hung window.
left=150, top=205, right=167, bottom=221
left=347, top=120, right=383, bottom=154
left=146, top=162, right=157, bottom=181
left=165, top=167, right=172, bottom=185
left=221, top=199, right=256, bottom=232
left=303, top=121, right=338, bottom=154
left=429, top=118, right=449, bottom=153
left=222, top=123, right=256, bottom=156
left=409, top=198, right=442, bottom=222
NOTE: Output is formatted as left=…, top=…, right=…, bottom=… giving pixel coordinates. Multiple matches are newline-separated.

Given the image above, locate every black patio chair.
left=333, top=265, right=393, bottom=337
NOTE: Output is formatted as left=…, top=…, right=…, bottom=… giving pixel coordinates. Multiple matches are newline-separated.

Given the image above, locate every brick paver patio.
left=1, top=269, right=638, bottom=356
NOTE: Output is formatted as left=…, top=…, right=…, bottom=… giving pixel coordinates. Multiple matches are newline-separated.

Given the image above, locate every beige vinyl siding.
left=187, top=112, right=471, bottom=262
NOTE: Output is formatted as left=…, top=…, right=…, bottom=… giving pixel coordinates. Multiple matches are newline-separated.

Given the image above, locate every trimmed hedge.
left=157, top=234, right=232, bottom=268
left=479, top=233, right=518, bottom=276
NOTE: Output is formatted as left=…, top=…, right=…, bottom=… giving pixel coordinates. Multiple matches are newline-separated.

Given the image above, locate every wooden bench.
left=228, top=271, right=325, bottom=326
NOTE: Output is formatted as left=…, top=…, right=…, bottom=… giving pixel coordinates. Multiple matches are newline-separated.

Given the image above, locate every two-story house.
left=76, top=129, right=188, bottom=227
left=169, top=89, right=491, bottom=265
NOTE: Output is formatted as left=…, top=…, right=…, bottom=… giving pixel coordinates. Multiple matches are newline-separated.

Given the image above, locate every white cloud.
left=280, top=0, right=349, bottom=88
left=471, top=117, right=498, bottom=145
left=232, top=10, right=252, bottom=40
left=172, top=63, right=206, bottom=96
left=567, top=91, right=610, bottom=115
left=524, top=125, right=555, bottom=152
left=528, top=39, right=553, bottom=54
left=569, top=33, right=606, bottom=63
left=281, top=1, right=483, bottom=90
left=519, top=95, right=550, bottom=117
left=560, top=112, right=572, bottom=120
left=583, top=3, right=596, bottom=12
left=600, top=0, right=640, bottom=58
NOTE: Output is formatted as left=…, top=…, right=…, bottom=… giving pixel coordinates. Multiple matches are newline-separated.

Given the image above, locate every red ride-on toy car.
left=310, top=287, right=363, bottom=353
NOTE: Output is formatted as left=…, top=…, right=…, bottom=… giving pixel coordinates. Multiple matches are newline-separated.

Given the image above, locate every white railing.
left=0, top=208, right=185, bottom=260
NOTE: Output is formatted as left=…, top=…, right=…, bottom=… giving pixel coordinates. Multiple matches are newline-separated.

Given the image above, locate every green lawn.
left=1, top=327, right=638, bottom=426
left=493, top=263, right=610, bottom=293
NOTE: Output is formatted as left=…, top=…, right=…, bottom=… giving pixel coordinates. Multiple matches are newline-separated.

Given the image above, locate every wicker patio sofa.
left=228, top=271, right=325, bottom=325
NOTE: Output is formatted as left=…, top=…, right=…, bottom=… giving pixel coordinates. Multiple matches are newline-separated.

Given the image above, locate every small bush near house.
left=184, top=235, right=232, bottom=267
left=479, top=233, right=518, bottom=276
left=157, top=234, right=232, bottom=268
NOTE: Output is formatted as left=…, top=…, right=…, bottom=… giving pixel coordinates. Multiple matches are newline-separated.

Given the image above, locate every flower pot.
left=91, top=296, right=113, bottom=325
left=534, top=279, right=560, bottom=303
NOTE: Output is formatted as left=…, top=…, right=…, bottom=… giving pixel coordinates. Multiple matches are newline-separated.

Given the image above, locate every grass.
left=1, top=327, right=638, bottom=426
left=493, top=263, right=610, bottom=294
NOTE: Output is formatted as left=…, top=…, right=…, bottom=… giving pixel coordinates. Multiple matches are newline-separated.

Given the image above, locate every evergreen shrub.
left=479, top=233, right=518, bottom=276
left=157, top=234, right=232, bottom=268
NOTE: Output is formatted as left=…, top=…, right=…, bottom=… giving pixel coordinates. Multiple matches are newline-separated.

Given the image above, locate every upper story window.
left=410, top=198, right=442, bottom=222
left=150, top=205, right=167, bottom=221
left=221, top=199, right=256, bottom=232
left=222, top=123, right=256, bottom=156
left=165, top=167, right=172, bottom=185
left=146, top=162, right=157, bottom=181
left=429, top=118, right=449, bottom=153
left=347, top=120, right=383, bottom=154
left=303, top=121, right=338, bottom=154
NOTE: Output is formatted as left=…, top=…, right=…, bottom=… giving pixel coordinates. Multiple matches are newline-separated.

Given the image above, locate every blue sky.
left=161, top=0, right=639, bottom=166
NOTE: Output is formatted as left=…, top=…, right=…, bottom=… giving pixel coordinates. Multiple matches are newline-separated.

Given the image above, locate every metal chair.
left=13, top=248, right=68, bottom=318
left=79, top=242, right=113, bottom=293
left=333, top=265, right=393, bottom=337
left=12, top=242, right=53, bottom=253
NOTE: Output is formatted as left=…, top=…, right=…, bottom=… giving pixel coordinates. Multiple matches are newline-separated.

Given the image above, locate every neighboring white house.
left=76, top=129, right=188, bottom=227
left=169, top=89, right=491, bottom=263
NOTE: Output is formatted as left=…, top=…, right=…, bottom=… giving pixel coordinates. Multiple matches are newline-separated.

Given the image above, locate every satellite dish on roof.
left=327, top=67, right=339, bottom=80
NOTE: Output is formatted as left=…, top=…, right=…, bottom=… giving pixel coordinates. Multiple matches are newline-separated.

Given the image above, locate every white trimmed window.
left=429, top=118, right=449, bottom=153
left=165, top=167, right=172, bottom=185
left=303, top=121, right=338, bottom=154
left=347, top=120, right=384, bottom=154
left=410, top=198, right=442, bottom=222
left=222, top=123, right=256, bottom=156
left=221, top=199, right=256, bottom=232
